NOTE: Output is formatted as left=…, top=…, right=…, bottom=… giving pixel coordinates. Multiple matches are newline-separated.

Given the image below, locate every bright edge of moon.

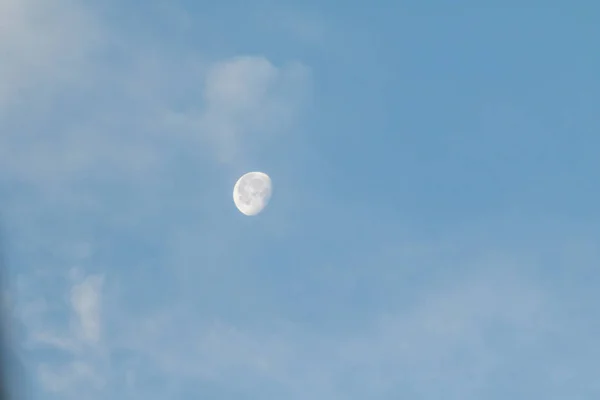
left=233, top=171, right=272, bottom=216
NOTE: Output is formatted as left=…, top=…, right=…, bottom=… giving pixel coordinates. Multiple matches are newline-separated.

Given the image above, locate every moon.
left=233, top=171, right=272, bottom=216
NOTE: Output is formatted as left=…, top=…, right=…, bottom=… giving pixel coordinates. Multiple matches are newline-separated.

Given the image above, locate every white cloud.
left=0, top=0, right=100, bottom=110
left=1, top=57, right=309, bottom=189
left=0, top=0, right=311, bottom=186
left=2, top=0, right=311, bottom=397
left=19, top=273, right=106, bottom=397
left=0, top=0, right=311, bottom=244
left=70, top=275, right=103, bottom=345
left=21, top=275, right=105, bottom=349
left=164, top=55, right=310, bottom=165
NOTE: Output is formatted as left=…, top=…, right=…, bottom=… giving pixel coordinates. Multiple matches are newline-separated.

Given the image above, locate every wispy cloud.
left=70, top=274, right=103, bottom=345
left=19, top=272, right=106, bottom=398
left=3, top=1, right=598, bottom=400
left=0, top=0, right=310, bottom=189
left=0, top=0, right=100, bottom=110
left=21, top=257, right=596, bottom=400
left=2, top=0, right=311, bottom=397
left=197, top=56, right=309, bottom=164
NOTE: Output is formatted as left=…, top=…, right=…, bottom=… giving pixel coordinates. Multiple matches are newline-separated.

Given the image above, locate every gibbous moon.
left=233, top=172, right=272, bottom=216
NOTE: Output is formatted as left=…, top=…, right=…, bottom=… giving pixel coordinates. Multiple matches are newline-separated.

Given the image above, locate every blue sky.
left=1, top=1, right=599, bottom=399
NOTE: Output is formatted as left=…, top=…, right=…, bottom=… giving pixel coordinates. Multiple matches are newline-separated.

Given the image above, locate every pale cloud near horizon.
left=14, top=238, right=598, bottom=399
left=55, top=264, right=600, bottom=398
